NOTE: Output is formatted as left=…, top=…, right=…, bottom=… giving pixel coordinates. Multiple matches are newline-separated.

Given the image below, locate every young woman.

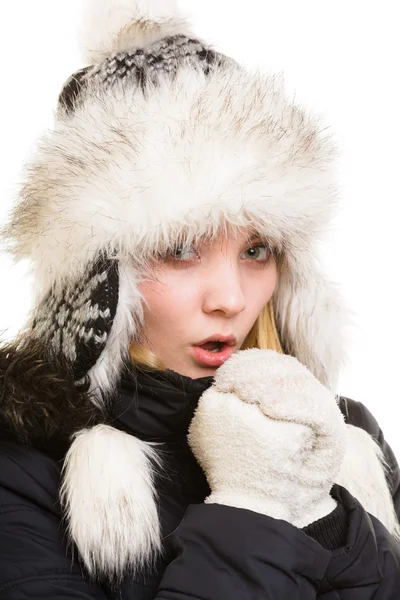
left=0, top=1, right=399, bottom=598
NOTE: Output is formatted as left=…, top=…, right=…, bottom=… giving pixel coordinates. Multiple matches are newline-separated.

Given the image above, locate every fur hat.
left=0, top=0, right=361, bottom=581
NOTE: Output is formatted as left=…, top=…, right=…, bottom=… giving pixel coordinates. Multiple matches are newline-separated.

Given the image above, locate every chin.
left=194, top=367, right=218, bottom=378
left=181, top=364, right=217, bottom=379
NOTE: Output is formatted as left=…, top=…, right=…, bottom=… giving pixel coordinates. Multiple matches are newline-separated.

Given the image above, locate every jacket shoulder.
left=338, top=395, right=400, bottom=516
left=339, top=395, right=381, bottom=437
left=0, top=438, right=62, bottom=516
left=0, top=439, right=111, bottom=598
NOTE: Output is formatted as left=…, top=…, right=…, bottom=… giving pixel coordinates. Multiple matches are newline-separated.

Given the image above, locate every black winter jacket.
left=0, top=367, right=399, bottom=599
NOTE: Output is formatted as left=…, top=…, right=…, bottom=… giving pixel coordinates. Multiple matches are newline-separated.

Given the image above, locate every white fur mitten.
left=188, top=349, right=347, bottom=528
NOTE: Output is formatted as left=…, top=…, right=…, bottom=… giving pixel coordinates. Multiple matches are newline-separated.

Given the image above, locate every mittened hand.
left=188, top=349, right=347, bottom=527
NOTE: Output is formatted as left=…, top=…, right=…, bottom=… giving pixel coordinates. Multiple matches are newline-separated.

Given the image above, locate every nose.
left=202, top=262, right=246, bottom=317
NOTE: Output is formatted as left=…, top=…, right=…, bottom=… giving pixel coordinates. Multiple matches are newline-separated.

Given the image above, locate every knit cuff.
left=302, top=501, right=348, bottom=550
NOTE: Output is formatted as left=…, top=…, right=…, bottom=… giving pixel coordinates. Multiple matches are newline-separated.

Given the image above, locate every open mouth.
left=199, top=341, right=224, bottom=353
left=191, top=340, right=235, bottom=367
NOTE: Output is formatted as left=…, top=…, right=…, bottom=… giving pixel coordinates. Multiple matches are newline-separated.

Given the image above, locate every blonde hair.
left=129, top=298, right=284, bottom=372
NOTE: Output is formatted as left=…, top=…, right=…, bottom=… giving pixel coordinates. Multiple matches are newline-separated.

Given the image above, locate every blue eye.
left=241, top=245, right=272, bottom=262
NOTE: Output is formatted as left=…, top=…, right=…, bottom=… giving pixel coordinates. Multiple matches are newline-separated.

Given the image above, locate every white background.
left=0, top=1, right=399, bottom=456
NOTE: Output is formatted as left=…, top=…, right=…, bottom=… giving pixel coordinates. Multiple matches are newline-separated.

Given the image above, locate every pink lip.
left=191, top=343, right=235, bottom=367
left=195, top=334, right=237, bottom=347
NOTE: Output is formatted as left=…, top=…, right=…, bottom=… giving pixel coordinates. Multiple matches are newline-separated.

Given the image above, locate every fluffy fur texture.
left=337, top=424, right=400, bottom=539
left=0, top=333, right=104, bottom=449
left=188, top=349, right=347, bottom=527
left=4, top=67, right=336, bottom=283
left=60, top=424, right=162, bottom=580
left=80, top=0, right=193, bottom=63
left=1, top=64, right=350, bottom=395
left=274, top=251, right=353, bottom=394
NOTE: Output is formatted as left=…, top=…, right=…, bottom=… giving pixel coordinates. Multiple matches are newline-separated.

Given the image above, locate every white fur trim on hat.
left=60, top=424, right=162, bottom=579
left=80, top=0, right=193, bottom=64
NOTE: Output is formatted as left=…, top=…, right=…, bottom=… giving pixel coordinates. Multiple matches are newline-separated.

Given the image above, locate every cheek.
left=247, top=265, right=277, bottom=312
left=137, top=273, right=197, bottom=322
left=137, top=280, right=168, bottom=319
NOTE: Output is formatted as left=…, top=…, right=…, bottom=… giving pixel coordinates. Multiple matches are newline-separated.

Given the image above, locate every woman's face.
left=136, top=229, right=278, bottom=378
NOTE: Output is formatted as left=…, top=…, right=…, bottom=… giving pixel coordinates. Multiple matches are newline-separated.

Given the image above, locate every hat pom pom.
left=80, top=0, right=193, bottom=64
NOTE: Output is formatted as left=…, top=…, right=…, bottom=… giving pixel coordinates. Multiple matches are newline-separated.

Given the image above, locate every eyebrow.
left=246, top=233, right=267, bottom=244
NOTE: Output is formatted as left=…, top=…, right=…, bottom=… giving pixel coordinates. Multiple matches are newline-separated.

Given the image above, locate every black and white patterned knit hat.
left=2, top=0, right=350, bottom=405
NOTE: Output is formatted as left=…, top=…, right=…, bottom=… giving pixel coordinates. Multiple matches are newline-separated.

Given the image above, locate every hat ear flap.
left=58, top=66, right=92, bottom=116
left=31, top=253, right=120, bottom=383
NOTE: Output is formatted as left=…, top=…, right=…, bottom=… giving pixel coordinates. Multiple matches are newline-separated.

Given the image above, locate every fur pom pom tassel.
left=60, top=425, right=162, bottom=580
left=336, top=424, right=400, bottom=540
left=80, top=0, right=193, bottom=64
